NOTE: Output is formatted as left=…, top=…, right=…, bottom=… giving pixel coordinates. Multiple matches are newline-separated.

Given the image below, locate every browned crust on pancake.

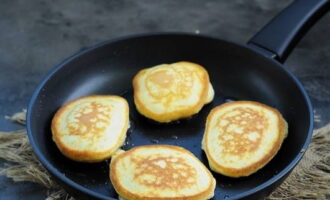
left=110, top=145, right=215, bottom=200
left=203, top=101, right=288, bottom=177
left=51, top=95, right=129, bottom=162
left=132, top=61, right=211, bottom=123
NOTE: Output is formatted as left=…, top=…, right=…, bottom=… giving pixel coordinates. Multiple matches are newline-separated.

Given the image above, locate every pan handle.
left=247, top=0, right=330, bottom=63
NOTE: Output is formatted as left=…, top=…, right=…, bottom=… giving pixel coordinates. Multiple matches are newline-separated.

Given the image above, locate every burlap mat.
left=0, top=111, right=329, bottom=200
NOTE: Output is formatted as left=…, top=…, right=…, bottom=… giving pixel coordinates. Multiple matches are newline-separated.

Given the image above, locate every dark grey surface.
left=0, top=0, right=329, bottom=199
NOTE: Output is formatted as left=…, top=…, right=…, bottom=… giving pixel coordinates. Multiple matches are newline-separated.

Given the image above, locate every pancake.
left=110, top=145, right=216, bottom=200
left=133, top=61, right=214, bottom=123
left=51, top=95, right=129, bottom=162
left=202, top=101, right=288, bottom=177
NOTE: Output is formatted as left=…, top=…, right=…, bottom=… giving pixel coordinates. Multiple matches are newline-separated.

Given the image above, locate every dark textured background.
left=1, top=0, right=329, bottom=199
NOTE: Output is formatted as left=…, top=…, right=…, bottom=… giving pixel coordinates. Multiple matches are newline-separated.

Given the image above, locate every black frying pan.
left=27, top=0, right=330, bottom=199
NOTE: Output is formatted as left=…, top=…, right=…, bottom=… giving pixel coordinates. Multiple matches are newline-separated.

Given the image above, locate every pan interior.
left=28, top=34, right=311, bottom=199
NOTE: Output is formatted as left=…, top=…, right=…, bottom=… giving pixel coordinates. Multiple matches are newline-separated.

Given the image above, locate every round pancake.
left=51, top=95, right=129, bottom=162
left=133, top=61, right=214, bottom=123
left=110, top=145, right=216, bottom=200
left=202, top=101, right=288, bottom=177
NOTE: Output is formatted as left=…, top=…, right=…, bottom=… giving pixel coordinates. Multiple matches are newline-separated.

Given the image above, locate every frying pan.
left=27, top=0, right=330, bottom=199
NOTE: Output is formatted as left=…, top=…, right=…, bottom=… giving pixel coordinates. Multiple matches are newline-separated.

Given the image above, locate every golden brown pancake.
left=133, top=61, right=214, bottom=123
left=51, top=95, right=129, bottom=162
left=202, top=101, right=288, bottom=177
left=110, top=145, right=216, bottom=200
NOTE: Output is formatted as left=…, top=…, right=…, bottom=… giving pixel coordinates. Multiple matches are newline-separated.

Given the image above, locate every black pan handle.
left=248, top=0, right=330, bottom=63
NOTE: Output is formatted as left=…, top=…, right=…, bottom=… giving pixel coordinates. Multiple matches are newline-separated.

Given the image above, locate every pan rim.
left=26, top=31, right=314, bottom=199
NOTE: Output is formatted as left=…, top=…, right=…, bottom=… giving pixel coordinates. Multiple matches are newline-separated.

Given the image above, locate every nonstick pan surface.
left=27, top=0, right=329, bottom=199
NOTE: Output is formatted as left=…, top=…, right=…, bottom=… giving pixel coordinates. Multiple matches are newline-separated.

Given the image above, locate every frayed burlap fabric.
left=1, top=111, right=329, bottom=199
